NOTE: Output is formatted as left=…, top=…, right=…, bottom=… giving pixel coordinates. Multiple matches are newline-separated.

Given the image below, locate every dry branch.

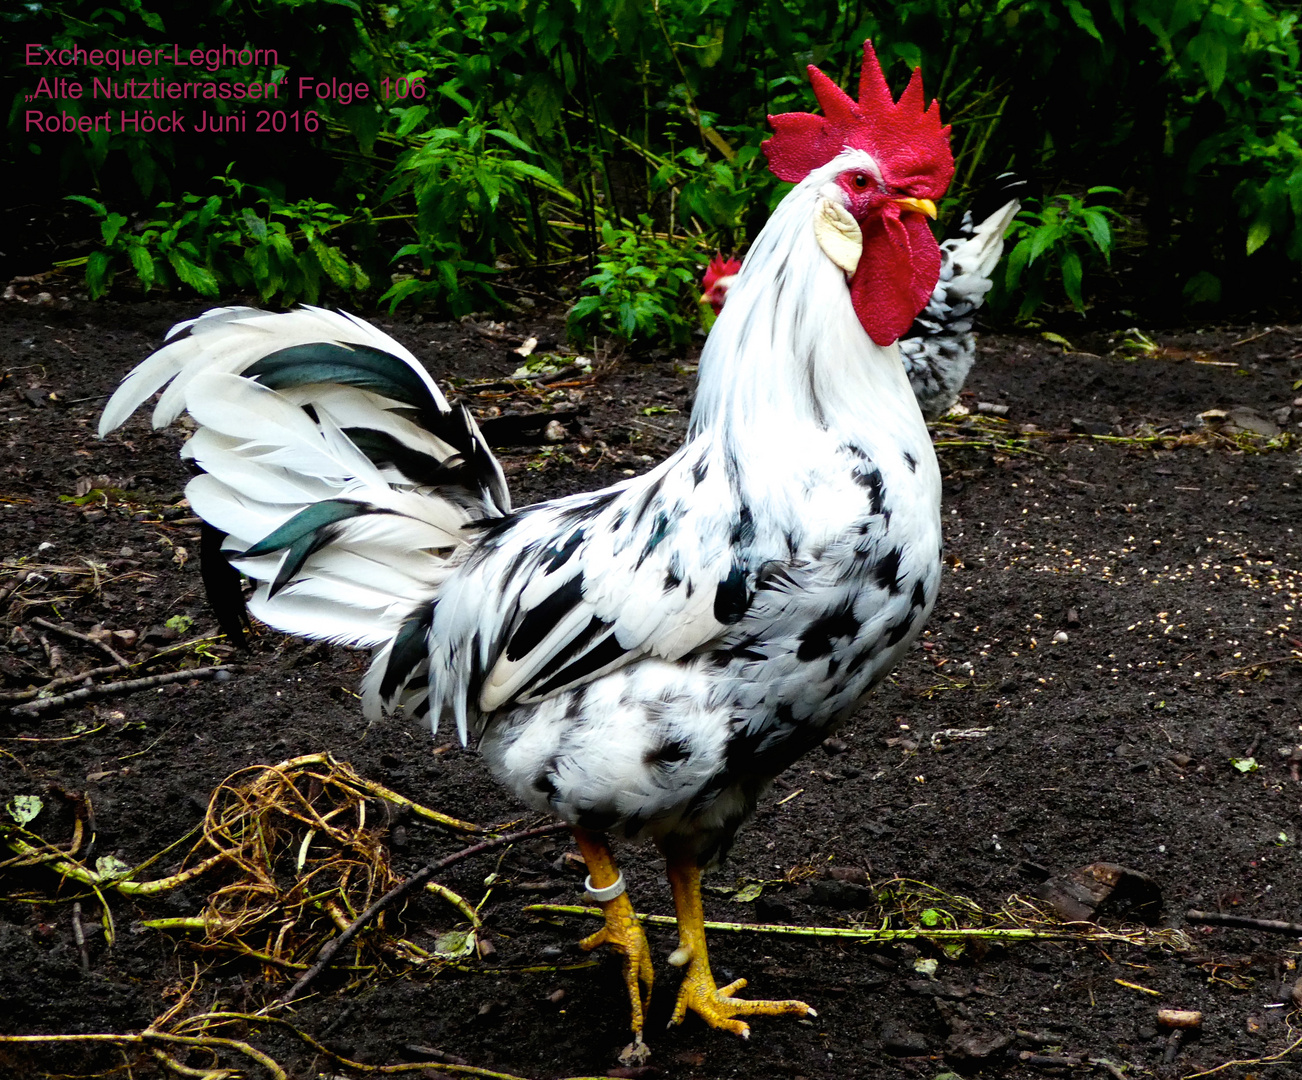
left=8, top=664, right=235, bottom=717
left=1185, top=909, right=1302, bottom=935
left=30, top=615, right=130, bottom=666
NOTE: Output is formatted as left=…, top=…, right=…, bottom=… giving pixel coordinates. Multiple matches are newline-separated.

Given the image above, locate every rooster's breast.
left=479, top=434, right=942, bottom=864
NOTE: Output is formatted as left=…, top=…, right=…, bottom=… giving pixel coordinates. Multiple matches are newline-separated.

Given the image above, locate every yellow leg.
left=665, top=849, right=815, bottom=1039
left=572, top=828, right=654, bottom=1040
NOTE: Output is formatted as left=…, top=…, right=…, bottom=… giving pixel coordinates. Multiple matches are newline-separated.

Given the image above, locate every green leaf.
left=168, top=252, right=220, bottom=296
left=1081, top=209, right=1112, bottom=255
left=433, top=929, right=475, bottom=958
left=1063, top=0, right=1104, bottom=42
left=394, top=105, right=429, bottom=138
left=7, top=795, right=43, bottom=825
left=101, top=212, right=128, bottom=246
left=1246, top=219, right=1272, bottom=256
left=1231, top=757, right=1259, bottom=773
left=1061, top=251, right=1085, bottom=308
left=66, top=194, right=108, bottom=216
left=127, top=245, right=156, bottom=290
left=732, top=882, right=763, bottom=903
left=1186, top=32, right=1229, bottom=94
left=1183, top=271, right=1222, bottom=304
left=86, top=250, right=112, bottom=299
left=96, top=855, right=131, bottom=879
left=310, top=240, right=353, bottom=289
left=165, top=614, right=195, bottom=634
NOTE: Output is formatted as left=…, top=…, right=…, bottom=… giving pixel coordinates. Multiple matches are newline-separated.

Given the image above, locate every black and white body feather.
left=102, top=150, right=943, bottom=868
left=899, top=175, right=1025, bottom=419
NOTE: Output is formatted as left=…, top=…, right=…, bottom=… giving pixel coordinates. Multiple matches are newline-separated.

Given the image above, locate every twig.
left=0, top=661, right=127, bottom=704
left=524, top=903, right=1184, bottom=948
left=1186, top=909, right=1302, bottom=935
left=276, top=822, right=566, bottom=1005
left=71, top=902, right=89, bottom=971
left=8, top=665, right=235, bottom=717
left=31, top=616, right=131, bottom=666
left=0, top=1032, right=288, bottom=1080
left=1163, top=1029, right=1184, bottom=1065
left=1230, top=326, right=1277, bottom=347
left=1182, top=1033, right=1302, bottom=1078
left=1019, top=1051, right=1084, bottom=1067
left=0, top=569, right=30, bottom=605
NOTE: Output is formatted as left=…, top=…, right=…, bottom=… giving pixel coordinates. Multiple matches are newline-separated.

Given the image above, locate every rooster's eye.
left=851, top=173, right=870, bottom=189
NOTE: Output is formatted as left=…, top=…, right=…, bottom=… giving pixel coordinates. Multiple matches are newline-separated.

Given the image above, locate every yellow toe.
left=573, top=830, right=654, bottom=1037
left=664, top=848, right=814, bottom=1038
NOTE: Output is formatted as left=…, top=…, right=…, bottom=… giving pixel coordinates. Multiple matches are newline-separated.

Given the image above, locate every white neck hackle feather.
left=690, top=149, right=924, bottom=453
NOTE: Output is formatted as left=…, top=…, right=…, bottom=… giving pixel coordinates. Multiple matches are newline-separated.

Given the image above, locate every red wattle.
left=849, top=211, right=941, bottom=346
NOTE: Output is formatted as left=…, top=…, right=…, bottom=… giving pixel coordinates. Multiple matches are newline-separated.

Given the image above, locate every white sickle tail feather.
left=99, top=305, right=510, bottom=714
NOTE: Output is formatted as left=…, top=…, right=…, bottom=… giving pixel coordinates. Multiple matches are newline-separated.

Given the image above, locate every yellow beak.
left=895, top=197, right=938, bottom=219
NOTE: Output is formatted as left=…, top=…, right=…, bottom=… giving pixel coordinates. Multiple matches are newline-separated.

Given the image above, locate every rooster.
left=100, top=41, right=953, bottom=1046
left=705, top=178, right=1023, bottom=419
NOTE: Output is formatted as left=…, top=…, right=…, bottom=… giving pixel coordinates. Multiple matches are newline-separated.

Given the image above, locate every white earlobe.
left=813, top=198, right=863, bottom=276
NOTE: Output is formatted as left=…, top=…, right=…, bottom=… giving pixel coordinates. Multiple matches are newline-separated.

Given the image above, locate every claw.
left=664, top=849, right=815, bottom=1038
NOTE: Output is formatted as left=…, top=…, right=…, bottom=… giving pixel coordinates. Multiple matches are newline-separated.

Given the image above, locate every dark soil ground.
left=1, top=297, right=1300, bottom=1080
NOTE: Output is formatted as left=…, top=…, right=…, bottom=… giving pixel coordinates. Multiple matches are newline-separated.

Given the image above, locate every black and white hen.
left=101, top=41, right=954, bottom=1045
left=900, top=173, right=1025, bottom=418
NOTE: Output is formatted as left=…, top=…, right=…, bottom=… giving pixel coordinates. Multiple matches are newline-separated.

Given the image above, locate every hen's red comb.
left=702, top=254, right=742, bottom=294
left=763, top=41, right=953, bottom=197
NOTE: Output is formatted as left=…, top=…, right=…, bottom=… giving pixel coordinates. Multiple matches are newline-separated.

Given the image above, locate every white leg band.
left=584, top=871, right=626, bottom=902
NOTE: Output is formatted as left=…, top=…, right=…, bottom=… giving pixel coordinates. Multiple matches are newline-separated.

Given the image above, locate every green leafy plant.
left=999, top=189, right=1125, bottom=318
left=64, top=172, right=369, bottom=305
left=380, top=115, right=573, bottom=314
left=566, top=218, right=707, bottom=347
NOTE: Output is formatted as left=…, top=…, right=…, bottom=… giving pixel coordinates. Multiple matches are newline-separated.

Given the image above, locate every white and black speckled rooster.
left=100, top=41, right=953, bottom=1046
left=706, top=175, right=1024, bottom=420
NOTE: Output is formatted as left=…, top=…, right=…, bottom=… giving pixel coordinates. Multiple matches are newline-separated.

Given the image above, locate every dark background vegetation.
left=4, top=0, right=1302, bottom=334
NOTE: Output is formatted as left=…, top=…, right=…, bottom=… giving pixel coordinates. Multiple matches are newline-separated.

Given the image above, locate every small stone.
left=821, top=736, right=848, bottom=755
left=810, top=879, right=872, bottom=909
left=944, top=1029, right=1013, bottom=1064
left=213, top=669, right=232, bottom=683
left=880, top=1023, right=929, bottom=1056
left=976, top=401, right=1009, bottom=416
left=543, top=420, right=566, bottom=442
left=1290, top=976, right=1302, bottom=1009
left=1052, top=630, right=1069, bottom=644
left=547, top=988, right=566, bottom=1005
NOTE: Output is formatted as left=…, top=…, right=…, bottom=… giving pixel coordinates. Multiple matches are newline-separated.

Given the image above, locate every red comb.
left=763, top=41, right=953, bottom=198
left=702, top=254, right=742, bottom=294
